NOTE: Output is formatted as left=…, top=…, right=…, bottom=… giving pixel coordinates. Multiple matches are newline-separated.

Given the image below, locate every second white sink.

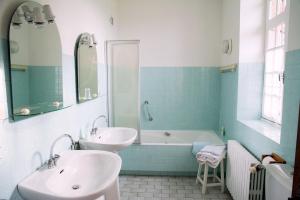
left=79, top=127, right=137, bottom=152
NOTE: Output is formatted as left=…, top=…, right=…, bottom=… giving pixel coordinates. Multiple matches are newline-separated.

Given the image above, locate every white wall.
left=239, top=0, right=266, bottom=63
left=118, top=0, right=222, bottom=67
left=221, top=0, right=266, bottom=65
left=0, top=0, right=118, bottom=198
left=220, top=0, right=240, bottom=66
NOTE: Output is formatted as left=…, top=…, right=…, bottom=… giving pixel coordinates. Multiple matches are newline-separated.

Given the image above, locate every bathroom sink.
left=79, top=127, right=137, bottom=152
left=18, top=150, right=122, bottom=200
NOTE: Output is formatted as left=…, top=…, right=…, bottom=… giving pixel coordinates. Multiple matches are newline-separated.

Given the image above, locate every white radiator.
left=226, top=140, right=265, bottom=200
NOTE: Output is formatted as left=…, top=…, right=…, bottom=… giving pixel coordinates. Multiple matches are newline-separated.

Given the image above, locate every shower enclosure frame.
left=104, top=40, right=141, bottom=144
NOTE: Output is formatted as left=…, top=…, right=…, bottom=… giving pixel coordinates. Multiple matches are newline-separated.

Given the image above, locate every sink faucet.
left=90, top=115, right=107, bottom=136
left=47, top=134, right=75, bottom=169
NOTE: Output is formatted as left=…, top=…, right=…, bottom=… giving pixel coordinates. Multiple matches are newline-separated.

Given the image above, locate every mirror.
left=9, top=1, right=64, bottom=121
left=75, top=33, right=98, bottom=103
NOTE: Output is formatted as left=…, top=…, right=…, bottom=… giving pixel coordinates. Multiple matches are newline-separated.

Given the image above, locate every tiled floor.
left=119, top=175, right=232, bottom=200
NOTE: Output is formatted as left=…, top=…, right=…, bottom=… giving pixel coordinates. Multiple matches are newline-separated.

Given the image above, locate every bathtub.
left=141, top=130, right=224, bottom=145
left=119, top=130, right=224, bottom=176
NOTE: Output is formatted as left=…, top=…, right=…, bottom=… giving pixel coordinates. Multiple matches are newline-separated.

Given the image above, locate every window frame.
left=262, top=0, right=289, bottom=125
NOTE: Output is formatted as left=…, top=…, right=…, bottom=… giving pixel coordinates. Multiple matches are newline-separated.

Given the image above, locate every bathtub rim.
left=140, top=129, right=225, bottom=146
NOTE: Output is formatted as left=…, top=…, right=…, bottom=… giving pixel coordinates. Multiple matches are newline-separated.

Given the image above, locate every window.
left=262, top=0, right=288, bottom=125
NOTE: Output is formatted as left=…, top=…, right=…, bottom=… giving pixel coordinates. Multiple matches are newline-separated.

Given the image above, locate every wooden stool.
left=196, top=158, right=225, bottom=194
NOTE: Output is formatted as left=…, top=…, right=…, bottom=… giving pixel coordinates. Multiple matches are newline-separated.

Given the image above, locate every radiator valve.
left=249, top=163, right=265, bottom=174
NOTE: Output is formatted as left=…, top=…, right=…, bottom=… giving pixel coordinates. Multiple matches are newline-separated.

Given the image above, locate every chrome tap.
left=47, top=134, right=75, bottom=169
left=90, top=115, right=107, bottom=136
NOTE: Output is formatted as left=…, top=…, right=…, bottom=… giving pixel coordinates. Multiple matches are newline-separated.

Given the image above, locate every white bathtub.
left=120, top=130, right=224, bottom=175
left=141, top=130, right=224, bottom=145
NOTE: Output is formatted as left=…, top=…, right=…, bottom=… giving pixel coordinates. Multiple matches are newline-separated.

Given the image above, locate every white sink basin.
left=18, top=150, right=121, bottom=200
left=79, top=127, right=137, bottom=152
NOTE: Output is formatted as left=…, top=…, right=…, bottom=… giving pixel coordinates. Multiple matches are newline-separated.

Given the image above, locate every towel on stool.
left=196, top=145, right=226, bottom=168
left=192, top=142, right=210, bottom=155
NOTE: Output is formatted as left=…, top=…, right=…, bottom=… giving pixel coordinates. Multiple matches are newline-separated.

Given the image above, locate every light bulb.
left=43, top=5, right=55, bottom=23
left=12, top=9, right=22, bottom=27
left=88, top=35, right=94, bottom=48
left=22, top=5, right=33, bottom=23
left=33, top=7, right=45, bottom=27
left=92, top=34, right=97, bottom=45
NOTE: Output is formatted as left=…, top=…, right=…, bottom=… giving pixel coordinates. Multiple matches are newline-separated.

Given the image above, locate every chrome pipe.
left=144, top=101, right=153, bottom=121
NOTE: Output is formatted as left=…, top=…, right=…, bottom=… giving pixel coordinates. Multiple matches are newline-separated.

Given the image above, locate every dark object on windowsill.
left=261, top=152, right=286, bottom=164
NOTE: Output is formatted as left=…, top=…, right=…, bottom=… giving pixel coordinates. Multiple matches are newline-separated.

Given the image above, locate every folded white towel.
left=196, top=145, right=226, bottom=168
left=200, top=145, right=225, bottom=156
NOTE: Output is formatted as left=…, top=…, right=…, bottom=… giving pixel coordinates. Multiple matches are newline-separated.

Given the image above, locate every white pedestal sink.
left=18, top=150, right=121, bottom=200
left=79, top=127, right=137, bottom=152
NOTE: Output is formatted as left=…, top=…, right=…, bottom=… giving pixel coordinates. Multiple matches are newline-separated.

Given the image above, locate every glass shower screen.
left=106, top=41, right=140, bottom=140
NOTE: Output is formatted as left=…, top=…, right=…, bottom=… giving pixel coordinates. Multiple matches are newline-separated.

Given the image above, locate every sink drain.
left=72, top=184, right=80, bottom=190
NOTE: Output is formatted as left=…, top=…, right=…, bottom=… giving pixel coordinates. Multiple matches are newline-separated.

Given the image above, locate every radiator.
left=226, top=140, right=265, bottom=200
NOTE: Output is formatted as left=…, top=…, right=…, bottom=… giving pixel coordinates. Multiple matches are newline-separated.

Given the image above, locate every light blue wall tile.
left=237, top=63, right=264, bottom=120
left=219, top=50, right=300, bottom=164
left=281, top=49, right=300, bottom=164
left=219, top=67, right=282, bottom=160
left=219, top=70, right=238, bottom=140
left=119, top=144, right=198, bottom=174
left=141, top=67, right=221, bottom=131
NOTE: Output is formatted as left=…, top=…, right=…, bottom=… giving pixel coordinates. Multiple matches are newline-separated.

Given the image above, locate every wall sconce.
left=13, top=4, right=55, bottom=29
left=80, top=33, right=97, bottom=48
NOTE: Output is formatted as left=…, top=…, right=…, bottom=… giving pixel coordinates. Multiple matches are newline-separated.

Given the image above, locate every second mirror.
left=75, top=33, right=98, bottom=103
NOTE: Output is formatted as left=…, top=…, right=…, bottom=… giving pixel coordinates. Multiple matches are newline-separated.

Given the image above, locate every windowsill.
left=238, top=119, right=281, bottom=144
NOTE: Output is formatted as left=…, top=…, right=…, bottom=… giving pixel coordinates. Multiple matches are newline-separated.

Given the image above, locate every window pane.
left=272, top=73, right=280, bottom=88
left=269, top=0, right=277, bottom=19
left=271, top=96, right=282, bottom=123
left=274, top=48, right=284, bottom=71
left=264, top=86, right=273, bottom=96
left=268, top=28, right=276, bottom=49
left=266, top=51, right=275, bottom=72
left=272, top=86, right=282, bottom=97
left=277, top=0, right=287, bottom=15
left=276, top=23, right=285, bottom=47
left=265, top=74, right=273, bottom=87
left=277, top=98, right=283, bottom=123
left=263, top=95, right=272, bottom=118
